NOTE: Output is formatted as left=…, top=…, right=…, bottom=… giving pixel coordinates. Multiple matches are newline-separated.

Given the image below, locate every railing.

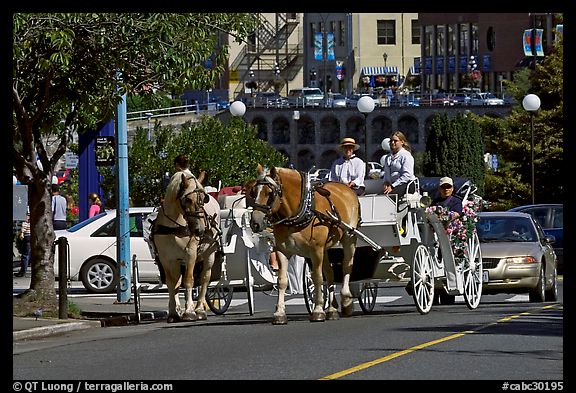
left=127, top=103, right=224, bottom=121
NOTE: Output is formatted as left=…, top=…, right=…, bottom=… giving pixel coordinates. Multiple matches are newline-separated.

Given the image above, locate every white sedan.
left=54, top=207, right=160, bottom=293
left=470, top=92, right=504, bottom=105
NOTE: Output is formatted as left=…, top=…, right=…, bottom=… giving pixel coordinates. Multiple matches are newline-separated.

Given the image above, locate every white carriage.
left=300, top=176, right=484, bottom=315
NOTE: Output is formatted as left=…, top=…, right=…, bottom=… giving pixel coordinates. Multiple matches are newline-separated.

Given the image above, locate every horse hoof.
left=167, top=315, right=181, bottom=323
left=272, top=314, right=288, bottom=325
left=309, top=311, right=326, bottom=322
left=341, top=303, right=354, bottom=317
left=196, top=310, right=207, bottom=320
left=326, top=310, right=340, bottom=320
left=181, top=312, right=198, bottom=321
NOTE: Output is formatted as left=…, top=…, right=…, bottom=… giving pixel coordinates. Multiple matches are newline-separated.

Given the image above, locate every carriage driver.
left=329, top=137, right=366, bottom=196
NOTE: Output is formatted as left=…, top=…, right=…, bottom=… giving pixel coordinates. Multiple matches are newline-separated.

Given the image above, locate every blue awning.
left=361, top=66, right=398, bottom=76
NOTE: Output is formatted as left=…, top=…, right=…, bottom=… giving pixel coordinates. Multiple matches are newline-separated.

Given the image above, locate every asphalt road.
left=13, top=280, right=563, bottom=382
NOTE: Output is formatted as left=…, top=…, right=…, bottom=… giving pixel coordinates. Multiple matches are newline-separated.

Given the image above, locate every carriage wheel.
left=463, top=232, right=483, bottom=310
left=411, top=244, right=434, bottom=314
left=206, top=284, right=234, bottom=315
left=358, top=282, right=378, bottom=314
left=302, top=259, right=328, bottom=315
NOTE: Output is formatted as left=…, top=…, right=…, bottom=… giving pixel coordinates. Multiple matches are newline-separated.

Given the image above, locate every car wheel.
left=545, top=265, right=558, bottom=302
left=528, top=264, right=545, bottom=303
left=80, top=258, right=118, bottom=294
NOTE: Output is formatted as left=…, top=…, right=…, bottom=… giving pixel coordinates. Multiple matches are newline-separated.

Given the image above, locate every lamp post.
left=229, top=100, right=246, bottom=118
left=468, top=56, right=477, bottom=89
left=273, top=62, right=280, bottom=94
left=357, top=95, right=375, bottom=166
left=145, top=112, right=153, bottom=141
left=522, top=93, right=541, bottom=205
left=383, top=52, right=388, bottom=68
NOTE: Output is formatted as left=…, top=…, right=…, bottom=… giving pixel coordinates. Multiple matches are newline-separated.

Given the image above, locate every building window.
left=459, top=23, right=469, bottom=54
left=424, top=25, right=433, bottom=56
left=411, top=19, right=420, bottom=45
left=377, top=20, right=396, bottom=45
left=339, top=21, right=345, bottom=46
left=471, top=23, right=479, bottom=54
left=436, top=25, right=446, bottom=56
left=448, top=25, right=456, bottom=55
left=310, top=23, right=317, bottom=48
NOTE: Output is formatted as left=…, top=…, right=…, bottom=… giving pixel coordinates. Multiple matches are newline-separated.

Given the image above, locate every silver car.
left=476, top=211, right=558, bottom=302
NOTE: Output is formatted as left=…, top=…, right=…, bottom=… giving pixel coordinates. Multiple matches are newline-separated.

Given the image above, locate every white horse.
left=153, top=171, right=221, bottom=323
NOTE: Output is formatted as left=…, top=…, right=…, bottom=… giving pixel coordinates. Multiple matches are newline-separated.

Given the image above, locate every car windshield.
left=303, top=89, right=322, bottom=96
left=477, top=216, right=536, bottom=242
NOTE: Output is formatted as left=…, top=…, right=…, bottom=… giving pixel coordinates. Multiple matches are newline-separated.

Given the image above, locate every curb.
left=13, top=320, right=102, bottom=341
left=13, top=311, right=168, bottom=341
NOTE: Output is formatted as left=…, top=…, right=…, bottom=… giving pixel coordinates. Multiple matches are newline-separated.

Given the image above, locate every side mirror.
left=544, top=235, right=556, bottom=244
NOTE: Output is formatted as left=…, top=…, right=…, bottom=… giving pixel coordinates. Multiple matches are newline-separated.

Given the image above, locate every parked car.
left=452, top=92, right=471, bottom=105
left=326, top=93, right=347, bottom=108
left=250, top=92, right=289, bottom=108
left=309, top=168, right=331, bottom=182
left=469, top=92, right=504, bottom=105
left=287, top=87, right=325, bottom=108
left=420, top=92, right=456, bottom=106
left=366, top=161, right=383, bottom=179
left=346, top=93, right=380, bottom=108
left=508, top=204, right=563, bottom=273
left=54, top=207, right=159, bottom=293
left=476, top=211, right=558, bottom=302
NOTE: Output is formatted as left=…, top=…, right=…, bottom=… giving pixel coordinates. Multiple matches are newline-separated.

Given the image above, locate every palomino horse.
left=153, top=171, right=221, bottom=323
left=246, top=165, right=361, bottom=324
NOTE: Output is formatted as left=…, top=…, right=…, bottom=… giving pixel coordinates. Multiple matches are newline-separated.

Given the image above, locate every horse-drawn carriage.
left=301, top=176, right=484, bottom=315
left=149, top=167, right=482, bottom=324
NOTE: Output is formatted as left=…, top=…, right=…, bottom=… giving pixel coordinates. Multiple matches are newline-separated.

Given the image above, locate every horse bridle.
left=249, top=175, right=283, bottom=214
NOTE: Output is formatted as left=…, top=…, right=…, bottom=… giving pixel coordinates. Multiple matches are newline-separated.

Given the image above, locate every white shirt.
left=381, top=147, right=416, bottom=188
left=329, top=155, right=366, bottom=188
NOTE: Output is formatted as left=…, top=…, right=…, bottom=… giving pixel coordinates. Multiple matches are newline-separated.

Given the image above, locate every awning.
left=408, top=65, right=419, bottom=76
left=361, top=66, right=398, bottom=76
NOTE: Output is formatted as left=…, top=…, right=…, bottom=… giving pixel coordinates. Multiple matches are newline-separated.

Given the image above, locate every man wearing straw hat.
left=329, top=137, right=366, bottom=196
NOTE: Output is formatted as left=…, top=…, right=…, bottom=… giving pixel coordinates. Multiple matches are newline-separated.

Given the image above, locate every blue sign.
left=491, top=154, right=498, bottom=171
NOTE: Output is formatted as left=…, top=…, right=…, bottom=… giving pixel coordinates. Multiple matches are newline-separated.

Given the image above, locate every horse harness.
left=251, top=170, right=343, bottom=230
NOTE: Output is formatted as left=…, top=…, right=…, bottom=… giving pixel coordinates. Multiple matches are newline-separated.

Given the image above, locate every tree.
left=422, top=113, right=486, bottom=195
left=100, top=116, right=287, bottom=207
left=13, top=13, right=259, bottom=315
left=477, top=28, right=563, bottom=209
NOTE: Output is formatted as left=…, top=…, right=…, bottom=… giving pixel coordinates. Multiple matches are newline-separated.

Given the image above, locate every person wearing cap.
left=432, top=176, right=463, bottom=219
left=381, top=131, right=416, bottom=196
left=329, top=137, right=366, bottom=196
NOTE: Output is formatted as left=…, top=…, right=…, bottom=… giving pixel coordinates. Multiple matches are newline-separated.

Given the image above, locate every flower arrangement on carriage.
left=426, top=194, right=484, bottom=265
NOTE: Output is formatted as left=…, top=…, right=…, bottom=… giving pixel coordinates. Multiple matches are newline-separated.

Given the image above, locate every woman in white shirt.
left=381, top=131, right=416, bottom=196
left=329, top=137, right=366, bottom=196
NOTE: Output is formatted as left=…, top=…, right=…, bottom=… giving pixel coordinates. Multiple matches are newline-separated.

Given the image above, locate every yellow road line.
left=319, top=304, right=560, bottom=380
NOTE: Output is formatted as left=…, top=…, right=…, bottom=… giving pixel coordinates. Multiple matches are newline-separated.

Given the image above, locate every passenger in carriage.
left=381, top=131, right=416, bottom=197
left=329, top=137, right=366, bottom=196
left=431, top=176, right=463, bottom=220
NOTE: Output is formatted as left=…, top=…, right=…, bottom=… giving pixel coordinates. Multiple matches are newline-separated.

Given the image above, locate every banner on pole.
left=314, top=32, right=323, bottom=61
left=327, top=32, right=335, bottom=61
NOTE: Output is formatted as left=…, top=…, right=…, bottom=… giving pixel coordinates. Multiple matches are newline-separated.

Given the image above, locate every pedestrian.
left=380, top=131, right=416, bottom=197
left=88, top=192, right=102, bottom=218
left=51, top=184, right=68, bottom=230
left=329, top=137, right=366, bottom=196
left=15, top=212, right=31, bottom=277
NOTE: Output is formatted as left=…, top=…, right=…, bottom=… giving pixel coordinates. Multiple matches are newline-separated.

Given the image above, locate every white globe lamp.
left=229, top=100, right=246, bottom=117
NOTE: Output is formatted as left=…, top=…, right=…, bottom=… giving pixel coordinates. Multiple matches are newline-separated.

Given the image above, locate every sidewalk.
left=13, top=274, right=169, bottom=341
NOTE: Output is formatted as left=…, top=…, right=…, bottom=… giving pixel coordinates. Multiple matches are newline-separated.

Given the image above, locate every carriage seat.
left=218, top=194, right=246, bottom=210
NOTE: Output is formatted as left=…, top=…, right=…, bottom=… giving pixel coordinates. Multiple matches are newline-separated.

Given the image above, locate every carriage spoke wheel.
left=302, top=259, right=328, bottom=315
left=463, top=232, right=482, bottom=310
left=411, top=245, right=434, bottom=314
left=358, top=282, right=378, bottom=314
left=206, top=284, right=234, bottom=315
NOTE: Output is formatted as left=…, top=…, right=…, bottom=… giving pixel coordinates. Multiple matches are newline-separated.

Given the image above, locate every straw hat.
left=339, top=137, right=360, bottom=151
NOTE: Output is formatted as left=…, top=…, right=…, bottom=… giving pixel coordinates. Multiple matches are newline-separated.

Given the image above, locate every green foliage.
left=423, top=113, right=485, bottom=194
left=102, top=116, right=287, bottom=207
left=477, top=33, right=563, bottom=207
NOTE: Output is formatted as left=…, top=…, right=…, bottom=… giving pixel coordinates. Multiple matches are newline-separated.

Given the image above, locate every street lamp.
left=383, top=52, right=388, bottom=68
left=522, top=93, right=541, bottom=205
left=357, top=95, right=375, bottom=165
left=229, top=100, right=246, bottom=118
left=145, top=112, right=153, bottom=141
left=468, top=56, right=477, bottom=88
